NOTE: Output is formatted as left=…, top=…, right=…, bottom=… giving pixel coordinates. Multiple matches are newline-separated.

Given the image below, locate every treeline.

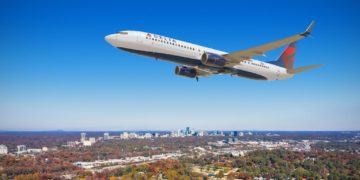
left=2, top=149, right=360, bottom=179
left=0, top=155, right=79, bottom=179
left=184, top=149, right=360, bottom=179
left=42, top=136, right=223, bottom=162
left=312, top=141, right=360, bottom=152
left=0, top=132, right=80, bottom=150
left=99, top=150, right=360, bottom=179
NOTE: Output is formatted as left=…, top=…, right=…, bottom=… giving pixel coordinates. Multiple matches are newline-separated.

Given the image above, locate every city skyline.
left=1, top=0, right=360, bottom=131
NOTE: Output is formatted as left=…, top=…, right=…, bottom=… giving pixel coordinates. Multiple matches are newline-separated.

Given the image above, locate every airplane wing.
left=195, top=67, right=215, bottom=77
left=223, top=21, right=315, bottom=64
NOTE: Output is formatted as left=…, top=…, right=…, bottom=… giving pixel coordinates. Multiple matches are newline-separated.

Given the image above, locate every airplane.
left=105, top=21, right=321, bottom=81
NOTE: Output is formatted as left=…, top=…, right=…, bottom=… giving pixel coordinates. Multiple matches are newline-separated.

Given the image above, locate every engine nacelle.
left=175, top=66, right=197, bottom=78
left=201, top=52, right=227, bottom=67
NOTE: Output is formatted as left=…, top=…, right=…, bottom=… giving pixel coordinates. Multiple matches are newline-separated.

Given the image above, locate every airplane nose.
left=105, top=34, right=117, bottom=46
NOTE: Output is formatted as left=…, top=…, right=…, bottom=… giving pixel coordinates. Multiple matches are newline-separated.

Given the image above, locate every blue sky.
left=0, top=0, right=359, bottom=131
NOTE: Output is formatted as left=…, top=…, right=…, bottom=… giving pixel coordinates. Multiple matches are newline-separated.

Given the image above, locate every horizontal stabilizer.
left=288, top=64, right=323, bottom=74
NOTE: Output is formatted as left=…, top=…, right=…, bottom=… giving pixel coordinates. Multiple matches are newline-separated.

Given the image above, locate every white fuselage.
left=105, top=31, right=294, bottom=80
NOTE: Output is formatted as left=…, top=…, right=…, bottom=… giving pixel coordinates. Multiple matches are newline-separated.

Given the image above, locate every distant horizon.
left=0, top=129, right=359, bottom=132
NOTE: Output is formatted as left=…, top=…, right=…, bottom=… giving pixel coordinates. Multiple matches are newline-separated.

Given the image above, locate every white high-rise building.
left=198, top=131, right=206, bottom=136
left=121, top=132, right=129, bottom=139
left=177, top=129, right=183, bottom=137
left=42, top=147, right=48, bottom=152
left=144, top=133, right=152, bottom=139
left=17, top=145, right=27, bottom=154
left=128, top=132, right=138, bottom=139
left=80, top=133, right=86, bottom=142
left=154, top=133, right=159, bottom=138
left=104, top=132, right=110, bottom=140
left=0, top=145, right=8, bottom=155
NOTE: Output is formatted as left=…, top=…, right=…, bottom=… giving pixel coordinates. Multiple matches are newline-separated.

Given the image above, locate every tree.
left=14, top=173, right=40, bottom=180
left=109, top=176, right=118, bottom=180
left=216, top=170, right=224, bottom=178
left=165, top=169, right=178, bottom=179
left=293, top=167, right=308, bottom=179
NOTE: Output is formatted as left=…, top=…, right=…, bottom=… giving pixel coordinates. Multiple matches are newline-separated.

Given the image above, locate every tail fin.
left=268, top=42, right=297, bottom=70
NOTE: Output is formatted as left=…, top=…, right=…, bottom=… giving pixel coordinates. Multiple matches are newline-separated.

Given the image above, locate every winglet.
left=301, top=20, right=316, bottom=37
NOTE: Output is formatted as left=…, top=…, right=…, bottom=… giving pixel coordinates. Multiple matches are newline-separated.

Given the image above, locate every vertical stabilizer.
left=268, top=42, right=297, bottom=70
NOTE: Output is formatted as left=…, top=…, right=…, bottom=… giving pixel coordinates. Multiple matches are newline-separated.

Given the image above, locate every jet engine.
left=201, top=52, right=227, bottom=67
left=175, top=66, right=197, bottom=78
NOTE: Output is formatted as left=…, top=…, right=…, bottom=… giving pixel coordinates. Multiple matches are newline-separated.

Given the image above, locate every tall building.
left=216, top=130, right=224, bottom=136
left=104, top=132, right=110, bottom=140
left=190, top=129, right=195, bottom=136
left=199, top=131, right=208, bottom=136
left=171, top=131, right=177, bottom=137
left=185, top=127, right=191, bottom=136
left=144, top=133, right=152, bottom=139
left=80, top=133, right=86, bottom=142
left=128, top=132, right=138, bottom=138
left=0, top=144, right=8, bottom=155
left=121, top=132, right=129, bottom=139
left=17, top=145, right=27, bottom=154
left=178, top=129, right=183, bottom=137
left=154, top=132, right=159, bottom=138
left=42, top=147, right=48, bottom=152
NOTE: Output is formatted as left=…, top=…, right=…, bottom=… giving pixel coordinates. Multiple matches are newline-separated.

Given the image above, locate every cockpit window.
left=118, top=31, right=128, bottom=35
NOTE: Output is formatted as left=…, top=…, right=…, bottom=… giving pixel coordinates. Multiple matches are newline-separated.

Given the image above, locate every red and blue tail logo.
left=269, top=42, right=296, bottom=69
